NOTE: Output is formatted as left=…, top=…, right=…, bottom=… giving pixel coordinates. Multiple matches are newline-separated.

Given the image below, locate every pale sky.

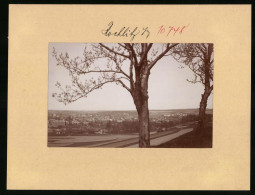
left=48, top=43, right=213, bottom=111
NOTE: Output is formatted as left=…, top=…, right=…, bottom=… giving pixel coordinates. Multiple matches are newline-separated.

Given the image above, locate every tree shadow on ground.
left=152, top=123, right=212, bottom=148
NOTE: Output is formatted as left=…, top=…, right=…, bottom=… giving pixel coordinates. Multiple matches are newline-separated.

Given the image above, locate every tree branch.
left=125, top=43, right=138, bottom=66
left=99, top=43, right=130, bottom=58
left=148, top=43, right=178, bottom=69
left=117, top=79, right=131, bottom=94
left=138, top=43, right=153, bottom=66
left=129, top=60, right=135, bottom=94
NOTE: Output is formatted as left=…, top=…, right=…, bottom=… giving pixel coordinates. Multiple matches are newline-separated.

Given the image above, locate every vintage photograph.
left=48, top=43, right=213, bottom=148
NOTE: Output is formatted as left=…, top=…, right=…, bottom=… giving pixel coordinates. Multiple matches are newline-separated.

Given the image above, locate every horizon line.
left=48, top=108, right=213, bottom=112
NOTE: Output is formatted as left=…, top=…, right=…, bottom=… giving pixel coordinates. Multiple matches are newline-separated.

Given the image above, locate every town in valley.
left=48, top=109, right=212, bottom=148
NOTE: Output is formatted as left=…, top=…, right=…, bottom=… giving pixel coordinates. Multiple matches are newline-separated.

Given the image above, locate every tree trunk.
left=133, top=65, right=150, bottom=147
left=198, top=90, right=210, bottom=131
left=198, top=45, right=213, bottom=132
left=138, top=99, right=150, bottom=147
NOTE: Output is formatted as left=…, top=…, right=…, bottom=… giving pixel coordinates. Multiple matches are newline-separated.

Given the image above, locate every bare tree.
left=171, top=43, right=213, bottom=130
left=52, top=43, right=178, bottom=147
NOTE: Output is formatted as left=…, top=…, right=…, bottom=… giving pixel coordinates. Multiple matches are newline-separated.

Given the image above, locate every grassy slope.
left=153, top=123, right=212, bottom=148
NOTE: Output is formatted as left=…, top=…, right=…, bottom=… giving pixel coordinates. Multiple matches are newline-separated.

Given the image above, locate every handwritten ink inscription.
left=101, top=21, right=150, bottom=42
left=157, top=24, right=190, bottom=37
left=101, top=21, right=189, bottom=41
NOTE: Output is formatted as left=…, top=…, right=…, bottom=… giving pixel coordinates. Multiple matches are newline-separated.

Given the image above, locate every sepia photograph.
left=7, top=4, right=251, bottom=190
left=48, top=43, right=213, bottom=148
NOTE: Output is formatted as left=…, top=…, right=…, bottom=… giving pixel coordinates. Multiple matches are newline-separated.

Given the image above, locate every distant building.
left=72, top=119, right=80, bottom=125
left=96, top=129, right=109, bottom=134
left=49, top=119, right=66, bottom=128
